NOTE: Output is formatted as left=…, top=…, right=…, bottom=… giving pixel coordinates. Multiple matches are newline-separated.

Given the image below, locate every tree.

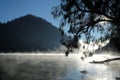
left=52, top=0, right=120, bottom=55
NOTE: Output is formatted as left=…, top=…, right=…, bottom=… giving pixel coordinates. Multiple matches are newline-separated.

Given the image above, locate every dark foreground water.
left=0, top=53, right=120, bottom=80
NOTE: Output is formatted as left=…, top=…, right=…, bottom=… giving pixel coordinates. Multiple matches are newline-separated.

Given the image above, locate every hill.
left=0, top=14, right=63, bottom=52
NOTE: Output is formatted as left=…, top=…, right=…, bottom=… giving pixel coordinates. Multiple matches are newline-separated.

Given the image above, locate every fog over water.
left=0, top=52, right=120, bottom=80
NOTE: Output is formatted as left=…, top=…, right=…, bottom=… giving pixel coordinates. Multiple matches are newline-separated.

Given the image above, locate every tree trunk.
left=89, top=57, right=120, bottom=64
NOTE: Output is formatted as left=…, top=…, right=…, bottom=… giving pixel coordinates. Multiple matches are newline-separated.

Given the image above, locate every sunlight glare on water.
left=84, top=54, right=114, bottom=62
left=0, top=52, right=120, bottom=80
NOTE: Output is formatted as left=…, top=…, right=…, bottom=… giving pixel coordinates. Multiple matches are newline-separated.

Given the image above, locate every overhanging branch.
left=76, top=19, right=113, bottom=35
left=74, top=1, right=115, bottom=21
left=89, top=57, right=120, bottom=64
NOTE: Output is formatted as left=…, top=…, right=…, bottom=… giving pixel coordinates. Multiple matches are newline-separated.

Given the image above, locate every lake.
left=0, top=53, right=120, bottom=80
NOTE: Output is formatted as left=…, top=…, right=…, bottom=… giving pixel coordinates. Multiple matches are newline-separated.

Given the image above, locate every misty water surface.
left=0, top=53, right=120, bottom=80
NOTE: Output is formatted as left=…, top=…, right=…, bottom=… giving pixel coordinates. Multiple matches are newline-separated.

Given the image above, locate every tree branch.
left=90, top=19, right=113, bottom=25
left=74, top=1, right=115, bottom=21
left=76, top=19, right=113, bottom=35
left=89, top=57, right=120, bottom=64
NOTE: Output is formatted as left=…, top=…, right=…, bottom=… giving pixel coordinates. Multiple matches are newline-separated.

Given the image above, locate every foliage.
left=52, top=0, right=120, bottom=54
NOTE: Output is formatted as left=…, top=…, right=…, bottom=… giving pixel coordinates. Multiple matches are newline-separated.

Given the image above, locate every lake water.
left=0, top=53, right=120, bottom=80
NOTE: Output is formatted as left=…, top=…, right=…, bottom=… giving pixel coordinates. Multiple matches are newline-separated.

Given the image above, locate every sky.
left=0, top=0, right=60, bottom=27
left=0, top=0, right=108, bottom=41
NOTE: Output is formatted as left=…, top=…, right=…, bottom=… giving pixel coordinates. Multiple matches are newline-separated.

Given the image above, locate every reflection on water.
left=0, top=53, right=120, bottom=80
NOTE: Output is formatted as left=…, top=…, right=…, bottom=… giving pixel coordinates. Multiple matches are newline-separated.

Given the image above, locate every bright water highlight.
left=0, top=53, right=120, bottom=80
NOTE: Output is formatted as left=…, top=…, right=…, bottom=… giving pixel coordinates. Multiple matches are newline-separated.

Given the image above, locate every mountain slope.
left=0, top=14, right=62, bottom=52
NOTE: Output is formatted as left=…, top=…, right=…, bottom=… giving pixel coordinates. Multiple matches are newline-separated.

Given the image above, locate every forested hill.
left=0, top=14, right=63, bottom=52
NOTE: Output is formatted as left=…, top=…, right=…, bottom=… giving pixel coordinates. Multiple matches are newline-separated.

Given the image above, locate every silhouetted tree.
left=52, top=0, right=120, bottom=55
